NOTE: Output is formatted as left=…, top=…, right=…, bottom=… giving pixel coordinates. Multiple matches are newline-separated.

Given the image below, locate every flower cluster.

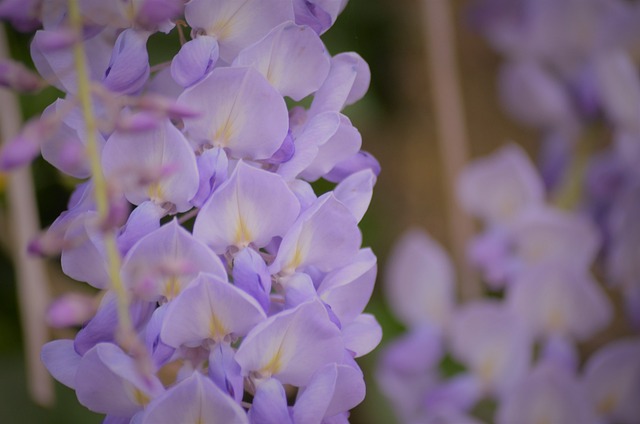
left=378, top=145, right=639, bottom=424
left=378, top=1, right=640, bottom=422
left=1, top=0, right=381, bottom=422
left=469, top=0, right=640, bottom=325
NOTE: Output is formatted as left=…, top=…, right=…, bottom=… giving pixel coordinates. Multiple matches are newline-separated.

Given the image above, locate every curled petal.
left=232, top=247, right=271, bottom=312
left=324, top=150, right=381, bottom=183
left=191, top=147, right=229, bottom=208
left=171, top=35, right=219, bottom=88
left=102, top=29, right=150, bottom=94
left=116, top=201, right=165, bottom=255
left=293, top=0, right=333, bottom=34
left=208, top=344, right=243, bottom=403
left=248, top=378, right=292, bottom=424
left=333, top=169, right=376, bottom=223
left=341, top=313, right=382, bottom=358
left=299, top=114, right=362, bottom=182
left=318, top=248, right=377, bottom=324
left=310, top=52, right=370, bottom=115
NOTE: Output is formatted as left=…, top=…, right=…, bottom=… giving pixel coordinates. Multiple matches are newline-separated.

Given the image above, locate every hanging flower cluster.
left=0, top=0, right=382, bottom=422
left=470, top=0, right=640, bottom=324
left=378, top=146, right=639, bottom=424
left=378, top=0, right=640, bottom=422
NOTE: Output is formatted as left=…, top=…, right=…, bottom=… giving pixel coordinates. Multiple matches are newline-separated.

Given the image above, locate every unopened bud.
left=115, top=111, right=162, bottom=133
left=324, top=150, right=381, bottom=183
left=35, top=28, right=79, bottom=51
left=46, top=293, right=98, bottom=328
left=137, top=94, right=200, bottom=119
left=0, top=117, right=59, bottom=170
left=28, top=224, right=82, bottom=257
left=0, top=59, right=46, bottom=93
left=265, top=131, right=295, bottom=165
left=0, top=0, right=41, bottom=32
left=0, top=134, right=40, bottom=170
left=135, top=0, right=183, bottom=29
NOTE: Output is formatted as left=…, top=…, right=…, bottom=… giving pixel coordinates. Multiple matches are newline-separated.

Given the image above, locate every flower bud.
left=46, top=293, right=98, bottom=328
left=0, top=59, right=46, bottom=92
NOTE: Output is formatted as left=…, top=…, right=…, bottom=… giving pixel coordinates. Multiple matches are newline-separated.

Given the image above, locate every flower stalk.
left=67, top=0, right=134, bottom=348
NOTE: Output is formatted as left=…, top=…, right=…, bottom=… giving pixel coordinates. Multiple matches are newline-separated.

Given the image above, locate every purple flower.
left=178, top=67, right=289, bottom=159
left=384, top=228, right=455, bottom=330
left=193, top=161, right=300, bottom=253
left=0, top=0, right=380, bottom=420
left=496, top=362, right=598, bottom=424
left=233, top=22, right=331, bottom=101
left=583, top=338, right=640, bottom=423
left=449, top=301, right=532, bottom=397
left=457, top=144, right=545, bottom=226
left=171, top=35, right=219, bottom=88
left=235, top=299, right=344, bottom=386
left=184, top=0, right=294, bottom=63
left=140, top=371, right=247, bottom=424
left=507, top=263, right=612, bottom=341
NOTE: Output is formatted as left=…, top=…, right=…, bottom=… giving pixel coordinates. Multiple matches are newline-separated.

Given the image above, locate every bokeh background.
left=0, top=0, right=565, bottom=422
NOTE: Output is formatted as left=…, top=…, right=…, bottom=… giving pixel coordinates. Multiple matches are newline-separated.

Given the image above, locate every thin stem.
left=552, top=132, right=597, bottom=210
left=422, top=0, right=479, bottom=300
left=0, top=24, right=54, bottom=406
left=178, top=207, right=199, bottom=224
left=67, top=0, right=135, bottom=344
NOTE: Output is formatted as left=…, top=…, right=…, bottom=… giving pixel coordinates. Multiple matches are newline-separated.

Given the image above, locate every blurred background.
left=0, top=0, right=579, bottom=422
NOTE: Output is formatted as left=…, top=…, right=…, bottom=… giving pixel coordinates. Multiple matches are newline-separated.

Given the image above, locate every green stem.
left=67, top=0, right=134, bottom=344
left=551, top=131, right=597, bottom=210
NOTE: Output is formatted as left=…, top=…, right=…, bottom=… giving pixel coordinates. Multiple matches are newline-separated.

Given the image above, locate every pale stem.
left=66, top=0, right=137, bottom=350
left=552, top=133, right=596, bottom=210
left=0, top=24, right=54, bottom=406
left=421, top=0, right=479, bottom=300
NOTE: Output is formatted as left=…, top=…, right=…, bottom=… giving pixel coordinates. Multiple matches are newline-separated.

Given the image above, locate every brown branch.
left=421, top=0, right=479, bottom=300
left=0, top=24, right=54, bottom=406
